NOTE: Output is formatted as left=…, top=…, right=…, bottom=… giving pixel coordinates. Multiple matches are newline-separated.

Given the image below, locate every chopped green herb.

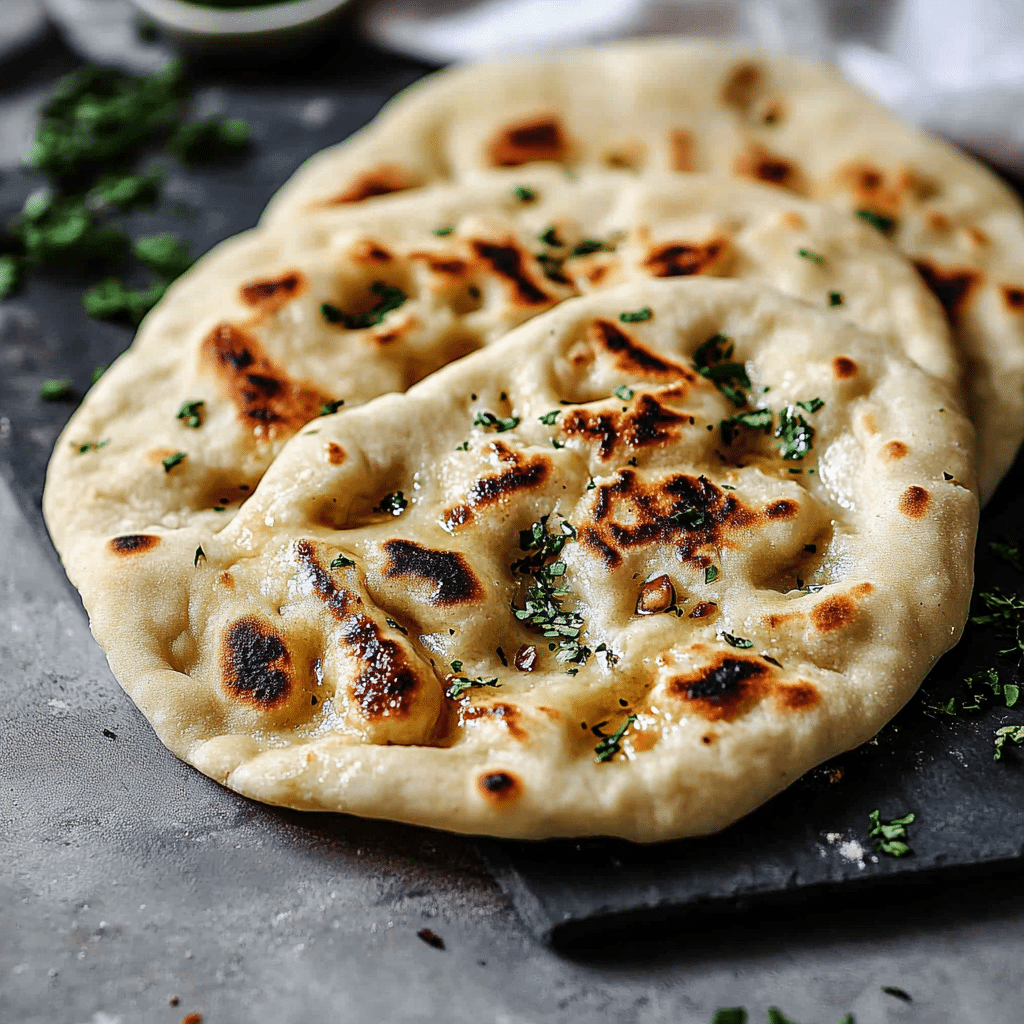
left=18, top=199, right=128, bottom=269
left=586, top=477, right=596, bottom=491
left=857, top=209, right=896, bottom=233
left=455, top=440, right=470, bottom=451
left=330, top=554, right=355, bottom=569
left=692, top=333, right=750, bottom=407
left=511, top=515, right=590, bottom=669
left=433, top=226, right=454, bottom=237
left=710, top=1011, right=747, bottom=1024
left=721, top=632, right=753, bottom=649
left=513, top=185, right=536, bottom=202
left=450, top=660, right=463, bottom=673
left=162, top=450, right=186, bottom=472
left=994, top=724, right=1024, bottom=760
left=775, top=405, right=815, bottom=460
left=176, top=399, right=204, bottom=429
left=322, top=302, right=344, bottom=324
left=168, top=117, right=251, bottom=163
left=613, top=385, right=634, bottom=401
left=83, top=277, right=167, bottom=324
left=536, top=252, right=567, bottom=281
left=572, top=238, right=608, bottom=257
left=0, top=254, right=22, bottom=299
left=320, top=400, right=344, bottom=416
left=720, top=407, right=773, bottom=445
left=132, top=233, right=193, bottom=279
left=796, top=397, right=825, bottom=414
left=551, top=438, right=565, bottom=449
left=538, top=226, right=562, bottom=247
left=375, top=491, right=408, bottom=516
left=473, top=410, right=520, bottom=432
left=619, top=307, right=652, bottom=324
left=797, top=248, right=822, bottom=263
left=868, top=809, right=914, bottom=857
left=828, top=290, right=844, bottom=307
left=538, top=410, right=561, bottom=425
left=325, top=281, right=408, bottom=330
left=595, top=714, right=637, bottom=763
left=89, top=171, right=162, bottom=212
left=76, top=439, right=109, bottom=453
left=194, top=545, right=205, bottom=567
left=705, top=565, right=719, bottom=584
left=40, top=378, right=73, bottom=401
left=446, top=675, right=500, bottom=700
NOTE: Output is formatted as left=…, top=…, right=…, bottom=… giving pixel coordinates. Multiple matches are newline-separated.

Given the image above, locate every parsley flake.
left=538, top=226, right=562, bottom=247
left=76, top=440, right=109, bottom=453
left=330, top=554, right=355, bottom=569
left=721, top=408, right=772, bottom=445
left=594, top=714, right=637, bottom=763
left=572, top=238, right=609, bottom=257
left=721, top=632, right=753, bottom=649
left=828, top=290, right=844, bottom=307
left=538, top=410, right=560, bottom=425
left=868, top=809, right=915, bottom=857
left=619, top=307, right=652, bottom=324
left=455, top=440, right=470, bottom=451
left=994, top=724, right=1024, bottom=760
left=446, top=675, right=500, bottom=700
left=775, top=405, right=815, bottom=460
left=162, top=450, right=186, bottom=472
left=796, top=397, right=825, bottom=414
left=613, top=385, right=634, bottom=401
left=176, top=399, right=204, bottom=429
left=693, top=333, right=750, bottom=407
left=329, top=281, right=407, bottom=329
left=322, top=302, right=344, bottom=324
left=434, top=225, right=454, bottom=237
left=375, top=491, right=408, bottom=516
left=40, top=379, right=73, bottom=401
left=513, top=185, right=536, bottom=203
left=705, top=565, right=719, bottom=584
left=857, top=209, right=896, bottom=233
left=473, top=410, right=520, bottom=432
left=797, top=248, right=823, bottom=263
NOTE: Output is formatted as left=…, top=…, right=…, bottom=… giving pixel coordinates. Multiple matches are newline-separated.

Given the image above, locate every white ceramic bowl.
left=128, top=0, right=353, bottom=56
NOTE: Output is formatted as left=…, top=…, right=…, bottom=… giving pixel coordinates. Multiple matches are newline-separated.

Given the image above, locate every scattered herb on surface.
left=994, top=724, right=1024, bottom=760
left=329, top=281, right=407, bottom=329
left=535, top=252, right=566, bottom=282
left=828, top=290, right=843, bottom=307
left=538, top=410, right=560, bottom=425
left=705, top=565, right=720, bottom=585
left=433, top=226, right=453, bottom=237
left=613, top=385, right=634, bottom=401
left=573, top=238, right=609, bottom=257
left=88, top=171, right=162, bottom=211
left=374, top=491, right=408, bottom=516
left=868, top=809, right=914, bottom=857
left=594, top=714, right=637, bottom=763
left=330, top=554, right=355, bottom=569
left=513, top=185, right=536, bottom=202
left=162, top=450, right=186, bottom=472
left=856, top=208, right=896, bottom=233
left=473, top=410, right=520, bottom=432
left=538, top=226, right=562, bottom=247
left=40, top=378, right=73, bottom=401
left=450, top=660, right=463, bottom=673
left=693, top=332, right=750, bottom=407
left=619, top=307, right=652, bottom=323
left=796, top=397, right=824, bottom=414
left=797, top=248, right=822, bottom=263
left=320, top=400, right=344, bottom=416
left=446, top=675, right=501, bottom=700
left=455, top=440, right=470, bottom=451
left=775, top=405, right=815, bottom=460
left=76, top=440, right=108, bottom=453
left=720, top=408, right=773, bottom=445
left=176, top=399, right=204, bottom=429
left=321, top=302, right=344, bottom=324
left=721, top=632, right=753, bottom=649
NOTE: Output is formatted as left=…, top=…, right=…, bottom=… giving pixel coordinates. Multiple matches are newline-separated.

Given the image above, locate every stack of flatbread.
left=44, top=40, right=1024, bottom=841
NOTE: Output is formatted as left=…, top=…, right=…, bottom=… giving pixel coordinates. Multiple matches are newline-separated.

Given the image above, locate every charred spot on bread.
left=898, top=485, right=931, bottom=519
left=833, top=356, right=857, bottom=378
left=810, top=594, right=857, bottom=633
left=470, top=239, right=557, bottom=306
left=588, top=319, right=692, bottom=379
left=643, top=239, right=727, bottom=278
left=1001, top=285, right=1024, bottom=311
left=108, top=533, right=160, bottom=555
left=913, top=260, right=979, bottom=323
left=382, top=539, right=484, bottom=606
left=735, top=143, right=799, bottom=190
left=240, top=272, right=306, bottom=311
left=487, top=115, right=569, bottom=166
left=324, top=164, right=416, bottom=204
left=478, top=770, right=522, bottom=801
left=221, top=615, right=293, bottom=707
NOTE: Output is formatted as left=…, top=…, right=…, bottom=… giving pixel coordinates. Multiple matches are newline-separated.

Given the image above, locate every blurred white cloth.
left=360, top=0, right=1024, bottom=174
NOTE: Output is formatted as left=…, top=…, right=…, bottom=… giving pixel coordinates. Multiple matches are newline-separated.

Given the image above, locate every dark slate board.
left=2, top=31, right=1023, bottom=948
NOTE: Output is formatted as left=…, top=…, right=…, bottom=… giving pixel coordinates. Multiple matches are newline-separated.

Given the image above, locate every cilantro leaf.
left=162, top=450, right=186, bottom=472
left=693, top=333, right=750, bottom=407
left=994, top=724, right=1024, bottom=760
left=857, top=209, right=896, bottom=233
left=325, top=281, right=407, bottom=329
left=374, top=491, right=408, bottom=516
left=613, top=385, right=634, bottom=401
left=594, top=714, right=637, bottom=763
left=88, top=171, right=162, bottom=212
left=330, top=554, right=355, bottom=569
left=705, top=565, right=719, bottom=584
left=538, top=410, right=560, bottom=425
left=828, top=290, right=843, bottom=307
left=176, top=399, right=204, bottom=429
left=797, top=248, right=822, bottom=263
left=619, top=307, right=652, bottom=324
left=868, top=809, right=914, bottom=856
left=513, top=185, right=536, bottom=202
left=132, top=233, right=193, bottom=279
left=446, top=676, right=500, bottom=700
left=721, top=408, right=773, bottom=444
left=775, top=405, right=815, bottom=460
left=796, top=397, right=824, bottom=414
left=473, top=410, right=520, bottom=432
left=721, top=632, right=753, bottom=649
left=320, top=400, right=344, bottom=416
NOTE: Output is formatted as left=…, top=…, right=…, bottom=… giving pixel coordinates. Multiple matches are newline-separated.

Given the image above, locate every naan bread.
left=263, top=38, right=1024, bottom=501
left=45, top=169, right=955, bottom=555
left=55, top=280, right=979, bottom=841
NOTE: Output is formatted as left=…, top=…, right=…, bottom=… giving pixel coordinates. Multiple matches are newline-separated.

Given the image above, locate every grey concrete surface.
left=3, top=474, right=1024, bottom=1024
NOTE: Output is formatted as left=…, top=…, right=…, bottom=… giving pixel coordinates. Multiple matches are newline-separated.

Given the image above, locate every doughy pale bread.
left=263, top=38, right=1024, bottom=501
left=54, top=280, right=979, bottom=840
left=45, top=169, right=956, bottom=554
